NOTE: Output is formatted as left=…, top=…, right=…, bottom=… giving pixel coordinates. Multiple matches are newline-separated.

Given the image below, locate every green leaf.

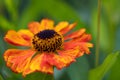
left=0, top=15, right=15, bottom=30
left=89, top=51, right=119, bottom=80
left=24, top=72, right=54, bottom=80
left=4, top=0, right=18, bottom=22
left=107, top=51, right=120, bottom=80
left=0, top=75, right=3, bottom=80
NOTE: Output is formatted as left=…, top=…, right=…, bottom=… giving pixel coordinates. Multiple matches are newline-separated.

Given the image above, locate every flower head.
left=4, top=19, right=93, bottom=76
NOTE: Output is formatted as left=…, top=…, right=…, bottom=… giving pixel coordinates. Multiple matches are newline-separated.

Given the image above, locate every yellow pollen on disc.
left=32, top=29, right=63, bottom=53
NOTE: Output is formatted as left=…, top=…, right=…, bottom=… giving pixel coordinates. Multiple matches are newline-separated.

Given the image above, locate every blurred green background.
left=0, top=0, right=120, bottom=80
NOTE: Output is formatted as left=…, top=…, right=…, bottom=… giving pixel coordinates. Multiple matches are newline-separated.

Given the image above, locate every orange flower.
left=3, top=19, right=93, bottom=76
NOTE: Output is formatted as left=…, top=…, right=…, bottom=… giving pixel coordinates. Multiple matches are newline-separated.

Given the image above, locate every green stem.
left=95, top=0, right=101, bottom=67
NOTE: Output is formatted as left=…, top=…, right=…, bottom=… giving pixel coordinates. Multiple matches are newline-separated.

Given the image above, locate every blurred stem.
left=95, top=0, right=101, bottom=67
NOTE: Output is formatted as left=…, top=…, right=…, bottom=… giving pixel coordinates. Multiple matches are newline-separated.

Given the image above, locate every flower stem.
left=95, top=0, right=101, bottom=67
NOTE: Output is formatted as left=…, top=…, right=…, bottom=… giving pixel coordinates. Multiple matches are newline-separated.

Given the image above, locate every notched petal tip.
left=60, top=22, right=77, bottom=34
left=28, top=22, right=41, bottom=34
left=76, top=34, right=92, bottom=42
left=64, top=28, right=86, bottom=40
left=55, top=21, right=69, bottom=32
left=46, top=51, right=79, bottom=70
left=17, top=29, right=33, bottom=41
left=40, top=19, right=54, bottom=30
left=4, top=30, right=30, bottom=46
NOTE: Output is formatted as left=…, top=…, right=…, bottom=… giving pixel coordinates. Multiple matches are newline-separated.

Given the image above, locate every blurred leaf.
left=89, top=51, right=119, bottom=80
left=103, top=0, right=120, bottom=25
left=1, top=66, right=23, bottom=80
left=0, top=15, right=15, bottom=30
left=102, top=0, right=120, bottom=53
left=90, top=0, right=120, bottom=54
left=0, top=75, right=3, bottom=80
left=90, top=9, right=115, bottom=53
left=107, top=51, right=120, bottom=80
left=4, top=0, right=18, bottom=22
left=24, top=72, right=54, bottom=80
left=67, top=56, right=89, bottom=80
left=90, top=10, right=111, bottom=53
left=0, top=32, right=5, bottom=64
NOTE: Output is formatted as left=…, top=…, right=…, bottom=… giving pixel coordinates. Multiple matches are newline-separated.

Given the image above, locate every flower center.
left=32, top=29, right=63, bottom=52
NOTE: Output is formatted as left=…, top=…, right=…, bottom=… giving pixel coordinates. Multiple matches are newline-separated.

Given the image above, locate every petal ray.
left=4, top=30, right=31, bottom=46
left=46, top=54, right=75, bottom=70
left=28, top=22, right=41, bottom=34
left=60, top=23, right=77, bottom=34
left=17, top=29, right=33, bottom=42
left=58, top=46, right=84, bottom=58
left=30, top=54, right=53, bottom=74
left=46, top=47, right=82, bottom=70
left=64, top=28, right=86, bottom=40
left=55, top=22, right=69, bottom=32
left=64, top=40, right=93, bottom=54
left=4, top=49, right=35, bottom=74
left=40, top=19, right=54, bottom=30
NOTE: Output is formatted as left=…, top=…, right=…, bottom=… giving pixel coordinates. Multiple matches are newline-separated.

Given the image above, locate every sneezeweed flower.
left=3, top=19, right=93, bottom=76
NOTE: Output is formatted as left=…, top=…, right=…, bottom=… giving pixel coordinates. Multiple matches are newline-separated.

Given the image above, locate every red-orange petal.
left=4, top=49, right=35, bottom=73
left=64, top=28, right=86, bottom=40
left=58, top=46, right=84, bottom=58
left=46, top=49, right=81, bottom=70
left=28, top=22, right=41, bottom=34
left=17, top=29, right=33, bottom=43
left=54, top=22, right=69, bottom=32
left=4, top=30, right=31, bottom=46
left=29, top=54, right=53, bottom=74
left=60, top=23, right=77, bottom=34
left=40, top=19, right=54, bottom=30
left=74, top=34, right=92, bottom=42
left=79, top=42, right=93, bottom=54
left=64, top=40, right=93, bottom=54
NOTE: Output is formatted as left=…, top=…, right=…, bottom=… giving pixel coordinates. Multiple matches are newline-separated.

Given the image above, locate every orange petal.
left=40, top=19, right=54, bottom=30
left=58, top=46, right=84, bottom=58
left=64, top=28, right=86, bottom=40
left=4, top=49, right=35, bottom=73
left=46, top=52, right=77, bottom=70
left=30, top=54, right=53, bottom=74
left=79, top=42, right=93, bottom=54
left=60, top=23, right=77, bottom=34
left=17, top=29, right=33, bottom=42
left=80, top=34, right=92, bottom=42
left=64, top=40, right=93, bottom=54
left=28, top=22, right=41, bottom=34
left=73, top=34, right=92, bottom=42
left=64, top=40, right=81, bottom=50
left=4, top=30, right=31, bottom=46
left=54, top=22, right=69, bottom=32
